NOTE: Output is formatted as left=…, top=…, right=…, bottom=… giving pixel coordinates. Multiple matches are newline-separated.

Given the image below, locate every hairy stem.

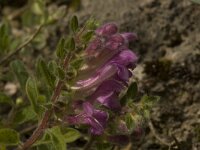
left=18, top=56, right=70, bottom=150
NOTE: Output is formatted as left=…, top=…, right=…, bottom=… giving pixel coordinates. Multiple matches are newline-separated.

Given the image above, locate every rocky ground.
left=67, top=0, right=200, bottom=149
left=0, top=0, right=200, bottom=149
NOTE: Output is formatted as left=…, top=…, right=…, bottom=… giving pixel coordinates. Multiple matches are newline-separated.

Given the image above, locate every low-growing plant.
left=0, top=15, right=159, bottom=150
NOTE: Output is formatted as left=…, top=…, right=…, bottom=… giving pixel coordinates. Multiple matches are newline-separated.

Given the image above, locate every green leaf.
left=48, top=126, right=66, bottom=150
left=0, top=23, right=10, bottom=53
left=37, top=58, right=56, bottom=89
left=36, top=144, right=55, bottom=150
left=70, top=16, right=78, bottom=33
left=70, top=57, right=83, bottom=70
left=48, top=60, right=58, bottom=76
left=56, top=38, right=66, bottom=59
left=57, top=67, right=65, bottom=80
left=32, top=0, right=45, bottom=15
left=96, top=143, right=112, bottom=150
left=82, top=31, right=94, bottom=43
left=120, top=82, right=138, bottom=106
left=63, top=128, right=81, bottom=143
left=141, top=95, right=160, bottom=109
left=126, top=82, right=138, bottom=99
left=26, top=77, right=43, bottom=116
left=191, top=0, right=200, bottom=4
left=0, top=92, right=13, bottom=105
left=26, top=77, right=38, bottom=107
left=125, top=113, right=135, bottom=131
left=0, top=128, right=20, bottom=145
left=13, top=106, right=37, bottom=125
left=33, top=132, right=51, bottom=146
left=65, top=37, right=75, bottom=51
left=85, top=18, right=99, bottom=30
left=10, top=60, right=29, bottom=91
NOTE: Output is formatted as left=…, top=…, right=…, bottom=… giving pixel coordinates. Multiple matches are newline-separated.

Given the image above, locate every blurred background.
left=0, top=0, right=200, bottom=149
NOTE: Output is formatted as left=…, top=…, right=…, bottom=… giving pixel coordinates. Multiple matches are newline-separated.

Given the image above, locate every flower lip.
left=121, top=32, right=138, bottom=44
left=109, top=50, right=138, bottom=69
left=88, top=79, right=124, bottom=110
left=66, top=102, right=108, bottom=135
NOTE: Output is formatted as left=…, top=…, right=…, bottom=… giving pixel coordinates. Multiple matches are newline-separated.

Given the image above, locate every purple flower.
left=121, top=32, right=138, bottom=44
left=95, top=23, right=118, bottom=37
left=104, top=34, right=126, bottom=50
left=85, top=37, right=103, bottom=56
left=68, top=23, right=138, bottom=136
left=66, top=102, right=108, bottom=135
left=72, top=50, right=137, bottom=91
left=88, top=80, right=124, bottom=110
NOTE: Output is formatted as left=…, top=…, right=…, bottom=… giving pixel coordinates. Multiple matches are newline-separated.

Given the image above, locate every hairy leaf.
left=26, top=77, right=43, bottom=116
left=13, top=106, right=37, bottom=124
left=56, top=38, right=66, bottom=59
left=0, top=128, right=20, bottom=145
left=70, top=16, right=78, bottom=33
left=65, top=37, right=75, bottom=51
left=82, top=31, right=94, bottom=43
left=63, top=128, right=81, bottom=143
left=48, top=126, right=66, bottom=150
left=37, top=58, right=56, bottom=89
left=10, top=60, right=29, bottom=91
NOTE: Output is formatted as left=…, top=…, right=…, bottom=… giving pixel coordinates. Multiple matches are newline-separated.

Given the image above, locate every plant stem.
left=0, top=24, right=43, bottom=66
left=148, top=120, right=171, bottom=146
left=18, top=56, right=69, bottom=150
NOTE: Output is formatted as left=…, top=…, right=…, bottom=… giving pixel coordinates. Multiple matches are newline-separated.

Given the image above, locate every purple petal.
left=105, top=34, right=125, bottom=50
left=72, top=100, right=84, bottom=110
left=102, top=94, right=121, bottom=110
left=85, top=37, right=103, bottom=56
left=95, top=23, right=118, bottom=37
left=87, top=109, right=108, bottom=135
left=110, top=50, right=138, bottom=67
left=73, top=64, right=117, bottom=90
left=66, top=114, right=87, bottom=125
left=83, top=102, right=94, bottom=116
left=93, top=110, right=108, bottom=128
left=66, top=102, right=108, bottom=135
left=121, top=32, right=138, bottom=44
left=88, top=80, right=123, bottom=110
left=116, top=64, right=130, bottom=82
